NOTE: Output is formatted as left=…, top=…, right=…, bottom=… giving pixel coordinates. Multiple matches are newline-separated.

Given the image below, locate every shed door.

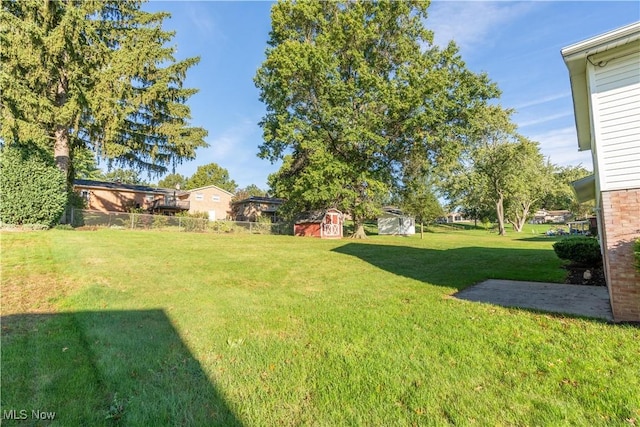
left=322, top=212, right=341, bottom=237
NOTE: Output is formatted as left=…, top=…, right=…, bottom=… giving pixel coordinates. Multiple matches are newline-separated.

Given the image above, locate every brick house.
left=186, top=184, right=234, bottom=220
left=562, top=22, right=640, bottom=322
left=73, top=179, right=188, bottom=214
left=74, top=180, right=233, bottom=220
left=231, top=196, right=284, bottom=222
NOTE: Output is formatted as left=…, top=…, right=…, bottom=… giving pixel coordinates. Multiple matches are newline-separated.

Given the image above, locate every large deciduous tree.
left=503, top=143, right=552, bottom=232
left=255, top=0, right=498, bottom=238
left=186, top=163, right=237, bottom=193
left=0, top=0, right=207, bottom=188
left=158, top=173, right=188, bottom=190
left=445, top=106, right=551, bottom=235
left=542, top=165, right=594, bottom=218
left=234, top=184, right=268, bottom=202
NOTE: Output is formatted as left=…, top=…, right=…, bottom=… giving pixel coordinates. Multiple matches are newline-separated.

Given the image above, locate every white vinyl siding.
left=590, top=50, right=640, bottom=191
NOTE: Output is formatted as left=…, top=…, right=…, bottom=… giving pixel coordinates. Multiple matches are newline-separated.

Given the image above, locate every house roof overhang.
left=571, top=174, right=596, bottom=203
left=561, top=22, right=640, bottom=152
left=73, top=179, right=169, bottom=195
left=187, top=184, right=234, bottom=196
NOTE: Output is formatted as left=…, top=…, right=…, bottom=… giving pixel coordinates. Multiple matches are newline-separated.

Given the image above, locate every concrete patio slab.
left=454, top=279, right=613, bottom=321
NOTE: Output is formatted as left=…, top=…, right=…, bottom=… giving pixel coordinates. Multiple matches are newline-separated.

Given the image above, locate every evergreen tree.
left=0, top=1, right=207, bottom=188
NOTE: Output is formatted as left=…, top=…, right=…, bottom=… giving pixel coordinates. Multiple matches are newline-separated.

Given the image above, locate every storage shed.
left=377, top=208, right=415, bottom=235
left=294, top=209, right=343, bottom=239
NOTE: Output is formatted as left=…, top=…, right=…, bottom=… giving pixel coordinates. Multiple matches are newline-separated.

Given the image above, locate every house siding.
left=187, top=186, right=233, bottom=220
left=600, top=189, right=640, bottom=322
left=591, top=50, right=640, bottom=191
left=74, top=183, right=164, bottom=213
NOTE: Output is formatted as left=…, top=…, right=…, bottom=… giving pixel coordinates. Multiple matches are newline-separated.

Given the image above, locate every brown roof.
left=294, top=209, right=341, bottom=224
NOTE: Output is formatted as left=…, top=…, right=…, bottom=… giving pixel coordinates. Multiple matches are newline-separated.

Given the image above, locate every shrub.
left=553, top=236, right=602, bottom=266
left=176, top=211, right=208, bottom=232
left=635, top=239, right=640, bottom=272
left=54, top=224, right=75, bottom=231
left=153, top=215, right=169, bottom=230
left=0, top=143, right=68, bottom=228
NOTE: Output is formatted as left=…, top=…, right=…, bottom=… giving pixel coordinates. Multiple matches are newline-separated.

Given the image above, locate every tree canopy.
left=234, top=184, right=268, bottom=202
left=186, top=163, right=237, bottom=193
left=158, top=173, right=188, bottom=190
left=0, top=0, right=207, bottom=187
left=442, top=106, right=552, bottom=235
left=103, top=168, right=147, bottom=185
left=256, top=0, right=499, bottom=237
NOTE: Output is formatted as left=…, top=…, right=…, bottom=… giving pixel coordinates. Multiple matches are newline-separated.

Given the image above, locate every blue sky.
left=143, top=1, right=639, bottom=189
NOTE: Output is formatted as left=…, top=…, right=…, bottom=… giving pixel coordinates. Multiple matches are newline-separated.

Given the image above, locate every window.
left=80, top=190, right=90, bottom=202
left=195, top=193, right=204, bottom=201
left=212, top=195, right=220, bottom=202
left=145, top=194, right=155, bottom=202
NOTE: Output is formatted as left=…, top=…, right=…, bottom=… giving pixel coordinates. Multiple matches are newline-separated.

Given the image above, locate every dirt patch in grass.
left=562, top=264, right=606, bottom=287
left=1, top=275, right=76, bottom=315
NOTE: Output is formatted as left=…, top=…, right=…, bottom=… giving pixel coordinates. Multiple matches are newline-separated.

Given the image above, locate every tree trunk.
left=420, top=220, right=424, bottom=239
left=54, top=74, right=71, bottom=223
left=54, top=126, right=70, bottom=180
left=509, top=201, right=532, bottom=233
left=496, top=194, right=506, bottom=236
left=350, top=217, right=367, bottom=239
left=54, top=73, right=71, bottom=183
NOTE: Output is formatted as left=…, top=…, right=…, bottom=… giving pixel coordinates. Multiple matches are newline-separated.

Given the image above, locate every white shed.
left=377, top=208, right=415, bottom=235
left=562, top=21, right=640, bottom=322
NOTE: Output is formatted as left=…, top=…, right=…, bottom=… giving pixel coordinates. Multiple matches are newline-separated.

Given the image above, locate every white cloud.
left=514, top=92, right=572, bottom=110
left=428, top=1, right=537, bottom=52
left=206, top=119, right=257, bottom=162
left=530, top=126, right=593, bottom=170
left=517, top=111, right=573, bottom=128
left=185, top=4, right=220, bottom=38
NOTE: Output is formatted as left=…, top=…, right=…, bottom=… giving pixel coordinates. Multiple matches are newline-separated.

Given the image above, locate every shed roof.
left=380, top=207, right=408, bottom=217
left=294, top=209, right=341, bottom=224
left=231, top=196, right=285, bottom=206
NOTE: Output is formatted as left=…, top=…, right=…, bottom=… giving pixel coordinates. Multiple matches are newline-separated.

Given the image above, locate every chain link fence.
left=70, top=209, right=291, bottom=235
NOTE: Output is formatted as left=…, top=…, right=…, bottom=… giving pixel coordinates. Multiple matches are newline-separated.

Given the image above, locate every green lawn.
left=1, top=228, right=638, bottom=425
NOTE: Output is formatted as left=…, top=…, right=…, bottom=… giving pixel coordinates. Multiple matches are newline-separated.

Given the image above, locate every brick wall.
left=600, top=188, right=640, bottom=322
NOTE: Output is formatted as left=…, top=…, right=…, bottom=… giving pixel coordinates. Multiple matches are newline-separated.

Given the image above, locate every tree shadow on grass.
left=331, top=243, right=615, bottom=321
left=1, top=310, right=242, bottom=426
left=331, top=242, right=565, bottom=291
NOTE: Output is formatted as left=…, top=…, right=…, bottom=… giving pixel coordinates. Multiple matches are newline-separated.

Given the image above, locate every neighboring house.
left=73, top=179, right=187, bottom=214
left=377, top=207, right=415, bottom=236
left=532, top=209, right=572, bottom=224
left=440, top=212, right=467, bottom=224
left=562, top=22, right=640, bottom=322
left=231, top=196, right=284, bottom=222
left=186, top=185, right=234, bottom=220
left=294, top=209, right=343, bottom=239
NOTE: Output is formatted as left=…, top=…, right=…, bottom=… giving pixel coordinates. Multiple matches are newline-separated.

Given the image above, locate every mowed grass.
left=1, top=228, right=638, bottom=426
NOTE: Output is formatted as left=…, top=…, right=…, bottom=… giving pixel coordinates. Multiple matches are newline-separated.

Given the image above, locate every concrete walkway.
left=454, top=279, right=613, bottom=321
